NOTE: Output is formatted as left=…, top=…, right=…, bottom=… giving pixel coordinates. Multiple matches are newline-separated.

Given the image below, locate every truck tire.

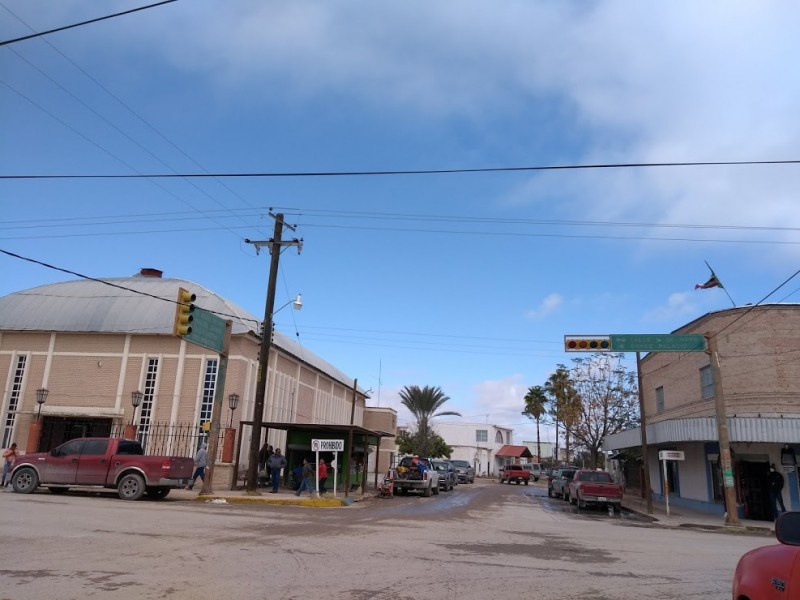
left=11, top=467, right=39, bottom=494
left=117, top=473, right=146, bottom=501
left=145, top=487, right=171, bottom=500
left=524, top=480, right=529, bottom=486
left=577, top=494, right=585, bottom=509
left=432, top=484, right=440, bottom=496
left=547, top=486, right=553, bottom=497
left=423, top=483, right=432, bottom=497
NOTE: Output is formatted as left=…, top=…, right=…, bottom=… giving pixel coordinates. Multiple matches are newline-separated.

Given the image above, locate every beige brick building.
left=0, top=269, right=394, bottom=485
left=605, top=304, right=800, bottom=521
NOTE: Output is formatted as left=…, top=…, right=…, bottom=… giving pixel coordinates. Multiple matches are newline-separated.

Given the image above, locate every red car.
left=732, top=512, right=800, bottom=599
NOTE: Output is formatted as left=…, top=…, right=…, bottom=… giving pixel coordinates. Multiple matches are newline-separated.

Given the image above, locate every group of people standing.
left=258, top=442, right=331, bottom=496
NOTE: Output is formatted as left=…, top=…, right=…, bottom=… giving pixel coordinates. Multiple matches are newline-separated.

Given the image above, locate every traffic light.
left=173, top=287, right=196, bottom=337
left=564, top=336, right=611, bottom=352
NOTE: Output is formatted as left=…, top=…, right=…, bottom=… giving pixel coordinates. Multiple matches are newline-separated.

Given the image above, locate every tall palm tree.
left=545, top=365, right=579, bottom=464
left=398, top=385, right=461, bottom=457
left=522, top=385, right=547, bottom=463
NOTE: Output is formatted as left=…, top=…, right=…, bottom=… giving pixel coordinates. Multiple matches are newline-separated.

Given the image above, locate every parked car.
left=498, top=464, right=530, bottom=485
left=520, top=463, right=543, bottom=482
left=393, top=456, right=440, bottom=497
left=431, top=460, right=457, bottom=491
left=567, top=469, right=623, bottom=512
left=733, top=511, right=800, bottom=598
left=548, top=467, right=577, bottom=499
left=450, top=460, right=475, bottom=483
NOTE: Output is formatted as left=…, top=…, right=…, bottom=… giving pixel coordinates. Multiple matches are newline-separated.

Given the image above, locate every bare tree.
left=568, top=353, right=639, bottom=469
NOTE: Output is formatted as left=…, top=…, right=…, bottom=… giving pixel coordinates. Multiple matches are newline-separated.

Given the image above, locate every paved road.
left=0, top=481, right=772, bottom=599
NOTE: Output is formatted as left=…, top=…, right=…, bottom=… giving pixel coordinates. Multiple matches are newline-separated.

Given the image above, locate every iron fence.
left=111, top=422, right=230, bottom=461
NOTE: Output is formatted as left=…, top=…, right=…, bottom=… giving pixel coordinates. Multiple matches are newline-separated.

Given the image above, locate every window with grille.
left=2, top=355, right=27, bottom=448
left=197, top=359, right=217, bottom=449
left=136, top=358, right=159, bottom=451
left=656, top=386, right=665, bottom=413
left=476, top=429, right=488, bottom=443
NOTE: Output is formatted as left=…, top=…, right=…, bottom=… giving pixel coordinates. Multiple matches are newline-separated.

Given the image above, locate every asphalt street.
left=0, top=480, right=773, bottom=600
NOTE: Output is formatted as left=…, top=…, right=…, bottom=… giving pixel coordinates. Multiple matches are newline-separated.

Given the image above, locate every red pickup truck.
left=567, top=469, right=623, bottom=512
left=10, top=437, right=193, bottom=501
left=498, top=464, right=531, bottom=485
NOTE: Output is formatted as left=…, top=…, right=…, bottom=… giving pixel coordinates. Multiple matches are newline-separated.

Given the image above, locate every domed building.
left=0, top=268, right=395, bottom=490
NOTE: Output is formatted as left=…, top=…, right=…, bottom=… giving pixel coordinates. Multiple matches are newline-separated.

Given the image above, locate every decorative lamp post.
left=227, top=393, right=240, bottom=428
left=35, top=388, right=49, bottom=421
left=130, top=391, right=143, bottom=425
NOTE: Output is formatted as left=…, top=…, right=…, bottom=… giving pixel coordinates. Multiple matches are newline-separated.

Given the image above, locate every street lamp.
left=130, top=391, right=143, bottom=425
left=35, top=388, right=48, bottom=421
left=275, top=293, right=303, bottom=314
left=228, top=393, right=240, bottom=428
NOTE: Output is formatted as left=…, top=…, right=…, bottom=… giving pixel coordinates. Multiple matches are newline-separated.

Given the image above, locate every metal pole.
left=636, top=352, right=653, bottom=514
left=246, top=215, right=284, bottom=492
left=706, top=333, right=741, bottom=526
left=200, top=320, right=232, bottom=495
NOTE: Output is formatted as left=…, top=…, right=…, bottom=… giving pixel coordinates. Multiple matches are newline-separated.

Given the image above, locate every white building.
left=435, top=421, right=513, bottom=477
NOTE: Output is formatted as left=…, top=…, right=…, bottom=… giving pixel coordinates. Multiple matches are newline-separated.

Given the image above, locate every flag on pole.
left=695, top=271, right=723, bottom=290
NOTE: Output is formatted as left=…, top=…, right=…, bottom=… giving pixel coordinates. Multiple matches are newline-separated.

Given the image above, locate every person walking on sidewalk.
left=295, top=458, right=315, bottom=497
left=187, top=443, right=208, bottom=491
left=267, top=448, right=286, bottom=493
left=768, top=464, right=786, bottom=519
left=2, top=443, right=18, bottom=488
left=318, top=458, right=329, bottom=495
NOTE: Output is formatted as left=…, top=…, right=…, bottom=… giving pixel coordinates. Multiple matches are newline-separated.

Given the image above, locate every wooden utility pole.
left=706, top=333, right=741, bottom=526
left=635, top=352, right=653, bottom=514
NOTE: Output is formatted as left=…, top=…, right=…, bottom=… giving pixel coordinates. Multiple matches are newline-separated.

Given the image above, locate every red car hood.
left=733, top=543, right=800, bottom=598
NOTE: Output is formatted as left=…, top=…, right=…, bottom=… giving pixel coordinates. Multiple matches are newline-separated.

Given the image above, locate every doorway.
left=38, top=417, right=113, bottom=451
left=737, top=460, right=772, bottom=521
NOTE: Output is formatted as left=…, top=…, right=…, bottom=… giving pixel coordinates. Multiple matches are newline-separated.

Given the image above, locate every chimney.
left=138, top=268, right=163, bottom=278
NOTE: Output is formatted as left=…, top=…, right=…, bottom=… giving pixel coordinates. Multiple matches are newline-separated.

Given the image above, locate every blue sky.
left=3, top=1, right=800, bottom=446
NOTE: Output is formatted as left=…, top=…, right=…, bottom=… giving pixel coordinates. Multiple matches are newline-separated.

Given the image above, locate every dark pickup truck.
left=10, top=437, right=193, bottom=501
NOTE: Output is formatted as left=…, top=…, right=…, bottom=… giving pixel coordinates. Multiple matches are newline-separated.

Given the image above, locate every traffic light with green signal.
left=173, top=287, right=196, bottom=337
left=564, top=336, right=611, bottom=352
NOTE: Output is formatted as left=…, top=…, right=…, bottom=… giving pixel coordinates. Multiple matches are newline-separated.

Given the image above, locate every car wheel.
left=117, top=473, right=146, bottom=501
left=432, top=484, right=440, bottom=496
left=11, top=467, right=39, bottom=494
left=577, top=495, right=585, bottom=509
left=423, top=483, right=432, bottom=497
left=524, top=480, right=529, bottom=486
left=547, top=487, right=553, bottom=498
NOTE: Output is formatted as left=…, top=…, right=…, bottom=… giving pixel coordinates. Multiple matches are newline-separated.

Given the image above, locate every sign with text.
left=185, top=307, right=227, bottom=354
left=311, top=439, right=345, bottom=452
left=658, top=450, right=685, bottom=461
left=610, top=334, right=706, bottom=353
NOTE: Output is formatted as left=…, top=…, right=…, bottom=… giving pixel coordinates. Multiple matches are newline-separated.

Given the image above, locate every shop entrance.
left=38, top=417, right=113, bottom=451
left=737, top=460, right=772, bottom=521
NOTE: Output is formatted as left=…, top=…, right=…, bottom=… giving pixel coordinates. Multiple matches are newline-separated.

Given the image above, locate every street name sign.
left=609, top=334, right=706, bottom=353
left=311, top=439, right=345, bottom=452
left=185, top=307, right=227, bottom=354
left=658, top=450, right=685, bottom=461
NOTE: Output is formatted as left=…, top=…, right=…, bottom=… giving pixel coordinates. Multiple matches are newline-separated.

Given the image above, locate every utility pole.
left=706, top=333, right=741, bottom=526
left=635, top=352, right=653, bottom=514
left=245, top=213, right=302, bottom=493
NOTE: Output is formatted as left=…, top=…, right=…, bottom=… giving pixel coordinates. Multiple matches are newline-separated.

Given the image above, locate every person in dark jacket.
left=267, top=448, right=286, bottom=494
left=768, top=464, right=786, bottom=519
left=295, top=458, right=316, bottom=497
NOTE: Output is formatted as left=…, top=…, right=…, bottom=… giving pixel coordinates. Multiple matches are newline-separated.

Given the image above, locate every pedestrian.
left=267, top=448, right=286, bottom=494
left=187, top=443, right=208, bottom=491
left=318, top=458, right=328, bottom=494
left=295, top=457, right=315, bottom=496
left=768, top=463, right=786, bottom=519
left=2, top=443, right=18, bottom=488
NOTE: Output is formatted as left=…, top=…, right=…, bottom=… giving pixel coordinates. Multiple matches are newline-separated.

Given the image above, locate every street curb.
left=622, top=504, right=774, bottom=536
left=191, top=494, right=353, bottom=507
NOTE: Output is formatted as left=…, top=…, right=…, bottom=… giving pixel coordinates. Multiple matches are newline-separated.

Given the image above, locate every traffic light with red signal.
left=173, top=287, right=196, bottom=337
left=564, top=336, right=611, bottom=352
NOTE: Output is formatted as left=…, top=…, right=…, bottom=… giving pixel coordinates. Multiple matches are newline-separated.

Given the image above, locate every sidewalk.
left=622, top=492, right=775, bottom=536
left=171, top=484, right=370, bottom=507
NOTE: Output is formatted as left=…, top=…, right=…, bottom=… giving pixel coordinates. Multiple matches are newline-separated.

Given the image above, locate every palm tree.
left=545, top=365, right=580, bottom=464
left=522, top=385, right=547, bottom=463
left=398, top=385, right=461, bottom=457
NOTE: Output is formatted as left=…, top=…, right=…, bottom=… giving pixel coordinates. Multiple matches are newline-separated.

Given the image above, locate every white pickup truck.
left=393, top=456, right=440, bottom=497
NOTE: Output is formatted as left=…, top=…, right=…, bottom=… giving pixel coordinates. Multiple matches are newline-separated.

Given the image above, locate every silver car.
left=449, top=460, right=476, bottom=484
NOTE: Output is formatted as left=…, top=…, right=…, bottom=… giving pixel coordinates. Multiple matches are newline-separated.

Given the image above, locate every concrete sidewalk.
left=622, top=493, right=776, bottom=536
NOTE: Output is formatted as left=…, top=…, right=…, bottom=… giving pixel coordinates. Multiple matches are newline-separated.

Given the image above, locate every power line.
left=3, top=159, right=800, bottom=180
left=0, top=0, right=179, bottom=47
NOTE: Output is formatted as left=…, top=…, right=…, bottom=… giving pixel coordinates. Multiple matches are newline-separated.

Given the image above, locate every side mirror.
left=50, top=448, right=59, bottom=457
left=776, top=512, right=800, bottom=545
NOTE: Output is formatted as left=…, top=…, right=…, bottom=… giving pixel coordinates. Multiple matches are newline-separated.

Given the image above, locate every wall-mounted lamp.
left=35, top=388, right=49, bottom=421
left=130, top=391, right=143, bottom=426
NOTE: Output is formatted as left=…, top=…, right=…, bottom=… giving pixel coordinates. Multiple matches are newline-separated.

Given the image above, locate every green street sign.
left=185, top=307, right=226, bottom=354
left=609, top=334, right=706, bottom=353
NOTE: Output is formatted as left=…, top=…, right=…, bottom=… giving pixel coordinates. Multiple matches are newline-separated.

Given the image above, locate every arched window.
left=495, top=431, right=504, bottom=444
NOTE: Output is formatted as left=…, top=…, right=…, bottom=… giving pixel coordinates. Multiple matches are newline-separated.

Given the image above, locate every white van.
left=521, top=463, right=544, bottom=481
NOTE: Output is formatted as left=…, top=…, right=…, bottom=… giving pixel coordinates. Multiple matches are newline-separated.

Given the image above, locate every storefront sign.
left=311, top=439, right=344, bottom=452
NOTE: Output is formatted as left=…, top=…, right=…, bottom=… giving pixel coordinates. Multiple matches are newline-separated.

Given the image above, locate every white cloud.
left=525, top=293, right=563, bottom=319
left=642, top=291, right=701, bottom=324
